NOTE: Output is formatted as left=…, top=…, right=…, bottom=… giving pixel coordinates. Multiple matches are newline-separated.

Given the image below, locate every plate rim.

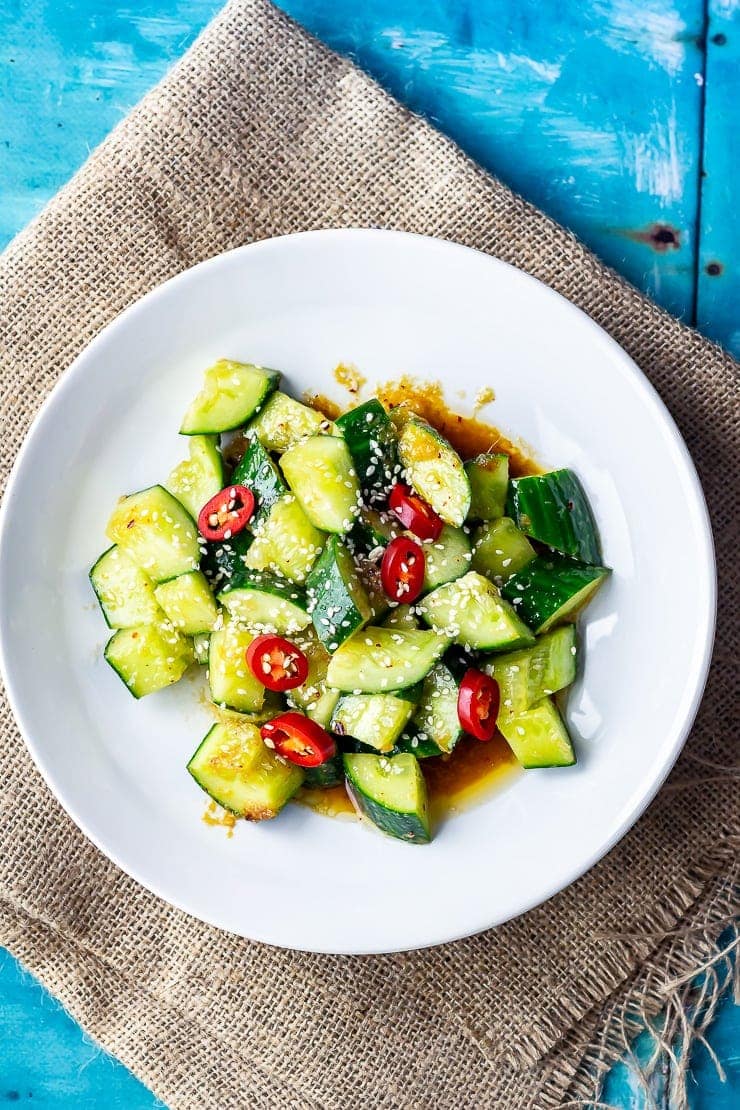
left=0, top=228, right=717, bottom=952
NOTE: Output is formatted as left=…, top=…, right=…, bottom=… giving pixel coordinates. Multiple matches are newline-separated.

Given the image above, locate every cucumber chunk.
left=286, top=634, right=340, bottom=728
left=381, top=604, right=421, bottom=631
left=419, top=571, right=535, bottom=652
left=349, top=508, right=398, bottom=557
left=247, top=390, right=331, bottom=451
left=104, top=623, right=193, bottom=698
left=393, top=732, right=444, bottom=758
left=331, top=691, right=417, bottom=752
left=306, top=536, right=372, bottom=650
left=302, top=752, right=345, bottom=789
left=230, top=434, right=286, bottom=527
left=106, top=485, right=201, bottom=583
left=484, top=626, right=577, bottom=714
left=498, top=698, right=576, bottom=768
left=208, top=623, right=266, bottom=713
left=327, top=627, right=449, bottom=693
left=166, top=435, right=223, bottom=520
left=502, top=554, right=610, bottom=633
left=245, top=495, right=324, bottom=584
left=506, top=469, right=602, bottom=564
left=187, top=722, right=303, bottom=818
left=218, top=569, right=310, bottom=634
left=90, top=546, right=164, bottom=629
left=398, top=417, right=471, bottom=526
left=193, top=633, right=210, bottom=665
left=471, top=516, right=536, bottom=583
left=410, top=661, right=462, bottom=753
left=180, top=360, right=280, bottom=435
left=335, top=399, right=398, bottom=503
left=423, top=525, right=472, bottom=590
left=287, top=639, right=337, bottom=719
left=154, top=570, right=219, bottom=635
left=344, top=753, right=431, bottom=844
left=280, top=435, right=360, bottom=533
left=200, top=530, right=253, bottom=591
left=465, top=453, right=509, bottom=520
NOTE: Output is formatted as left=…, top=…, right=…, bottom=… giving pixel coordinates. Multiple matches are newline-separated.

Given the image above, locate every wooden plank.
left=279, top=0, right=704, bottom=320
left=695, top=0, right=740, bottom=355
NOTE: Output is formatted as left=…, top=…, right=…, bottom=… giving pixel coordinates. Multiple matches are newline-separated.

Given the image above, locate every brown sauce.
left=299, top=373, right=540, bottom=823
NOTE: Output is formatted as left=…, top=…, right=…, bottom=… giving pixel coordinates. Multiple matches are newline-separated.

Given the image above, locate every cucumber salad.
left=90, top=360, right=611, bottom=845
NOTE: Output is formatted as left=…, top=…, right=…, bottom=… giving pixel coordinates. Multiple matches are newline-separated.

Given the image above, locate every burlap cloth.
left=0, top=1, right=737, bottom=1106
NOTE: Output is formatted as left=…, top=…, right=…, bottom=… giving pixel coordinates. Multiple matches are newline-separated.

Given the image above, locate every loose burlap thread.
left=1, top=2, right=738, bottom=1106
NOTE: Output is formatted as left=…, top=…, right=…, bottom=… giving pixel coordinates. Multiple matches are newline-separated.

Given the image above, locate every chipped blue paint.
left=0, top=2, right=738, bottom=1108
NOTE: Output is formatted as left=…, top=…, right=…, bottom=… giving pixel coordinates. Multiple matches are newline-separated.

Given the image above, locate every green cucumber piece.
left=419, top=571, right=535, bottom=652
left=187, top=722, right=303, bottom=818
left=398, top=417, right=471, bottom=526
left=208, top=623, right=266, bottom=713
left=331, top=691, right=417, bottom=752
left=106, top=485, right=201, bottom=583
left=506, top=469, right=602, bottom=564
left=344, top=753, right=431, bottom=844
left=166, top=435, right=224, bottom=520
left=349, top=508, right=398, bottom=557
left=180, top=360, right=280, bottom=435
left=193, top=633, right=210, bottom=664
left=247, top=390, right=331, bottom=451
left=423, top=525, right=472, bottom=590
left=154, top=570, right=219, bottom=635
left=498, top=698, right=576, bottom=768
left=200, top=530, right=253, bottom=591
left=90, top=546, right=164, bottom=629
left=218, top=569, right=310, bottom=634
left=327, top=627, right=449, bottom=693
left=484, top=626, right=577, bottom=715
left=230, top=434, right=286, bottom=527
left=502, top=554, right=610, bottom=633
left=393, top=732, right=444, bottom=758
left=410, top=661, right=462, bottom=753
left=465, top=453, right=509, bottom=520
left=285, top=634, right=340, bottom=728
left=245, top=495, right=324, bottom=584
left=305, top=536, right=372, bottom=650
left=381, top=604, right=421, bottom=631
left=104, top=623, right=193, bottom=698
left=335, top=399, right=398, bottom=503
left=471, top=517, right=536, bottom=583
left=280, top=435, right=360, bottom=533
left=302, top=753, right=345, bottom=789
left=213, top=690, right=285, bottom=726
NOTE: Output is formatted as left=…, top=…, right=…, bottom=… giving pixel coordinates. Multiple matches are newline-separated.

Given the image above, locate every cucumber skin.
left=506, top=469, right=602, bottom=565
left=335, top=399, right=398, bottom=502
left=231, top=435, right=286, bottom=525
left=200, top=530, right=253, bottom=590
left=502, top=554, right=610, bottom=634
left=343, top=755, right=431, bottom=844
left=302, top=753, right=345, bottom=789
left=393, top=731, right=444, bottom=758
left=306, top=537, right=371, bottom=650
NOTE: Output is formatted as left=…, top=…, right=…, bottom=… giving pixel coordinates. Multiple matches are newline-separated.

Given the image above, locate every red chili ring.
left=457, top=668, right=500, bottom=742
left=381, top=535, right=425, bottom=603
left=246, top=635, right=309, bottom=692
left=197, top=484, right=255, bottom=542
left=261, top=712, right=336, bottom=767
left=388, top=483, right=443, bottom=542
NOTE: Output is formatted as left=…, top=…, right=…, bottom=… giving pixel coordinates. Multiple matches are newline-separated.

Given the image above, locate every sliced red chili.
left=388, top=483, right=443, bottom=542
left=246, top=635, right=308, bottom=692
left=457, top=668, right=500, bottom=742
left=261, top=712, right=336, bottom=767
left=197, top=484, right=255, bottom=542
left=381, top=535, right=425, bottom=603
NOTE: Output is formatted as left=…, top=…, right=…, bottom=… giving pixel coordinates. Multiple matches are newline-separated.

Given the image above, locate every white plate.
left=0, top=230, right=715, bottom=953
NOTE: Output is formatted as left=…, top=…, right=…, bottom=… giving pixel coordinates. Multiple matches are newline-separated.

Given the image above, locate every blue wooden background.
left=0, top=0, right=737, bottom=1106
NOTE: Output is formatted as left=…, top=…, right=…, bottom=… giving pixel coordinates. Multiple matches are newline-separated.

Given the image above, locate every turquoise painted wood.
left=0, top=2, right=737, bottom=1108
